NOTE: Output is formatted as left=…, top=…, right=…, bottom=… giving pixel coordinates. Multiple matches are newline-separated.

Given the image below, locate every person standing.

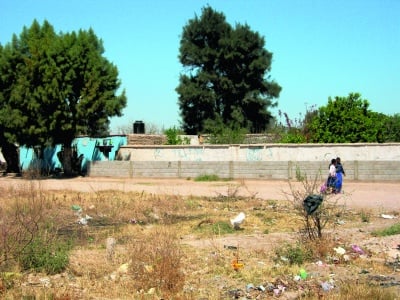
left=327, top=158, right=337, bottom=193
left=335, top=157, right=346, bottom=193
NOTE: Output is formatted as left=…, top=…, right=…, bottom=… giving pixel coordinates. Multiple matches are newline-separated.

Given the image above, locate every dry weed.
left=127, top=226, right=185, bottom=298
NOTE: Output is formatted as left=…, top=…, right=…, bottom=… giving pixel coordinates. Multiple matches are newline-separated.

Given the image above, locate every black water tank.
left=133, top=121, right=145, bottom=134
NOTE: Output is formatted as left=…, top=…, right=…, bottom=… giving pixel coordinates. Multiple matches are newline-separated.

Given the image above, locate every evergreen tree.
left=0, top=20, right=127, bottom=174
left=176, top=6, right=281, bottom=134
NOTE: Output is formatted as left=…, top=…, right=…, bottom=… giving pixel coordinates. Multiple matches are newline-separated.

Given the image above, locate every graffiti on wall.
left=246, top=147, right=263, bottom=161
left=172, top=148, right=205, bottom=161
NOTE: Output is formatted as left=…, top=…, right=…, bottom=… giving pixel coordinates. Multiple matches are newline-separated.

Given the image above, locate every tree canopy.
left=176, top=6, right=281, bottom=134
left=306, top=93, right=384, bottom=143
left=0, top=20, right=126, bottom=173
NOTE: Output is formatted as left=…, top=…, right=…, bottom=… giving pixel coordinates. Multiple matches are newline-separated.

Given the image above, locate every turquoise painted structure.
left=19, top=135, right=127, bottom=173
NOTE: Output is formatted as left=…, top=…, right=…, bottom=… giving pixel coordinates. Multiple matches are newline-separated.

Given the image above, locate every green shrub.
left=164, top=126, right=188, bottom=145
left=19, top=233, right=71, bottom=274
left=274, top=242, right=312, bottom=265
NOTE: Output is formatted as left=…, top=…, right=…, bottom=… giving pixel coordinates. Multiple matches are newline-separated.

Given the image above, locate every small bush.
left=128, top=227, right=185, bottom=297
left=19, top=233, right=71, bottom=274
left=274, top=242, right=313, bottom=265
left=164, top=126, right=188, bottom=145
left=286, top=168, right=345, bottom=240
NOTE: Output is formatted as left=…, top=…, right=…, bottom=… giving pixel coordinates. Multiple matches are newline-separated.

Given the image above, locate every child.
left=335, top=157, right=345, bottom=193
left=327, top=158, right=337, bottom=193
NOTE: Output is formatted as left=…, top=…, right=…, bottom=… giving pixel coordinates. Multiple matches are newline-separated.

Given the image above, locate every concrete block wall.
left=87, top=143, right=400, bottom=181
left=87, top=159, right=400, bottom=181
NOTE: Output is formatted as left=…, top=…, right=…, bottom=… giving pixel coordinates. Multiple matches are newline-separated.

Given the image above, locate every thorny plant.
left=285, top=167, right=346, bottom=241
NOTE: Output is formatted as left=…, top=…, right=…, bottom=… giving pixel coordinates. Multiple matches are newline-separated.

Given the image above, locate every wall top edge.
left=120, top=143, right=400, bottom=149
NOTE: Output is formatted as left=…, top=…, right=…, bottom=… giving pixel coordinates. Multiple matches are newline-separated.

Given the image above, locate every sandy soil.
left=1, top=176, right=399, bottom=210
left=1, top=175, right=400, bottom=298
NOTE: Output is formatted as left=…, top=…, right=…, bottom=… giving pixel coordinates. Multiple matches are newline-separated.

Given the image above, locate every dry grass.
left=1, top=180, right=400, bottom=299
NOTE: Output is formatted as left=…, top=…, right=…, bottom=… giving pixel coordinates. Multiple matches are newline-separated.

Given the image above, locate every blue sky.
left=1, top=0, right=399, bottom=133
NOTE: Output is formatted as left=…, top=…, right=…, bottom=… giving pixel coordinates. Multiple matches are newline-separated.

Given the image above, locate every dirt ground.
left=1, top=176, right=400, bottom=298
left=1, top=176, right=399, bottom=210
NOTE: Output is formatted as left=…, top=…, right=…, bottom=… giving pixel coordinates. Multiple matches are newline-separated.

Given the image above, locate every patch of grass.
left=274, top=242, right=313, bottom=266
left=194, top=174, right=221, bottom=181
left=19, top=233, right=72, bottom=274
left=195, top=221, right=235, bottom=235
left=320, top=282, right=398, bottom=300
left=372, top=223, right=400, bottom=237
left=211, top=221, right=236, bottom=235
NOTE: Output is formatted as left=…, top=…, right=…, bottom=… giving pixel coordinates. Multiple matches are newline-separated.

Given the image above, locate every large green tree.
left=307, top=93, right=383, bottom=143
left=379, top=113, right=400, bottom=142
left=176, top=6, right=281, bottom=134
left=0, top=20, right=126, bottom=174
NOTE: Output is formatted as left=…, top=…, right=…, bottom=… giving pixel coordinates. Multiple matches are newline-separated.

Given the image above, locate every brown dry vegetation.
left=0, top=177, right=400, bottom=299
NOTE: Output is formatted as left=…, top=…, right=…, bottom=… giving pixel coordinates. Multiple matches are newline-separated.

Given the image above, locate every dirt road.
left=1, top=176, right=399, bottom=211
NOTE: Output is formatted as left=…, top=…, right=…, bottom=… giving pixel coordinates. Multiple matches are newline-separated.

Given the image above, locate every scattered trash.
left=280, top=256, right=289, bottom=262
left=78, top=214, right=92, bottom=225
left=228, top=289, right=245, bottom=298
left=246, top=283, right=255, bottom=292
left=230, top=212, right=245, bottom=229
left=231, top=258, right=244, bottom=271
left=273, top=285, right=286, bottom=296
left=351, top=244, right=365, bottom=255
left=334, top=246, right=346, bottom=255
left=315, top=260, right=327, bottom=267
left=303, top=194, right=323, bottom=215
left=381, top=214, right=397, bottom=219
left=321, top=281, right=334, bottom=291
left=231, top=246, right=244, bottom=271
left=299, top=268, right=307, bottom=280
left=71, top=204, right=82, bottom=212
left=257, top=285, right=266, bottom=292
left=72, top=205, right=83, bottom=218
left=224, top=245, right=238, bottom=250
left=294, top=275, right=301, bottom=281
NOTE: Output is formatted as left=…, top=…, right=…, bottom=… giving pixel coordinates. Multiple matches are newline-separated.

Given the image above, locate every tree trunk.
left=1, top=142, right=20, bottom=173
left=62, top=145, right=73, bottom=176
